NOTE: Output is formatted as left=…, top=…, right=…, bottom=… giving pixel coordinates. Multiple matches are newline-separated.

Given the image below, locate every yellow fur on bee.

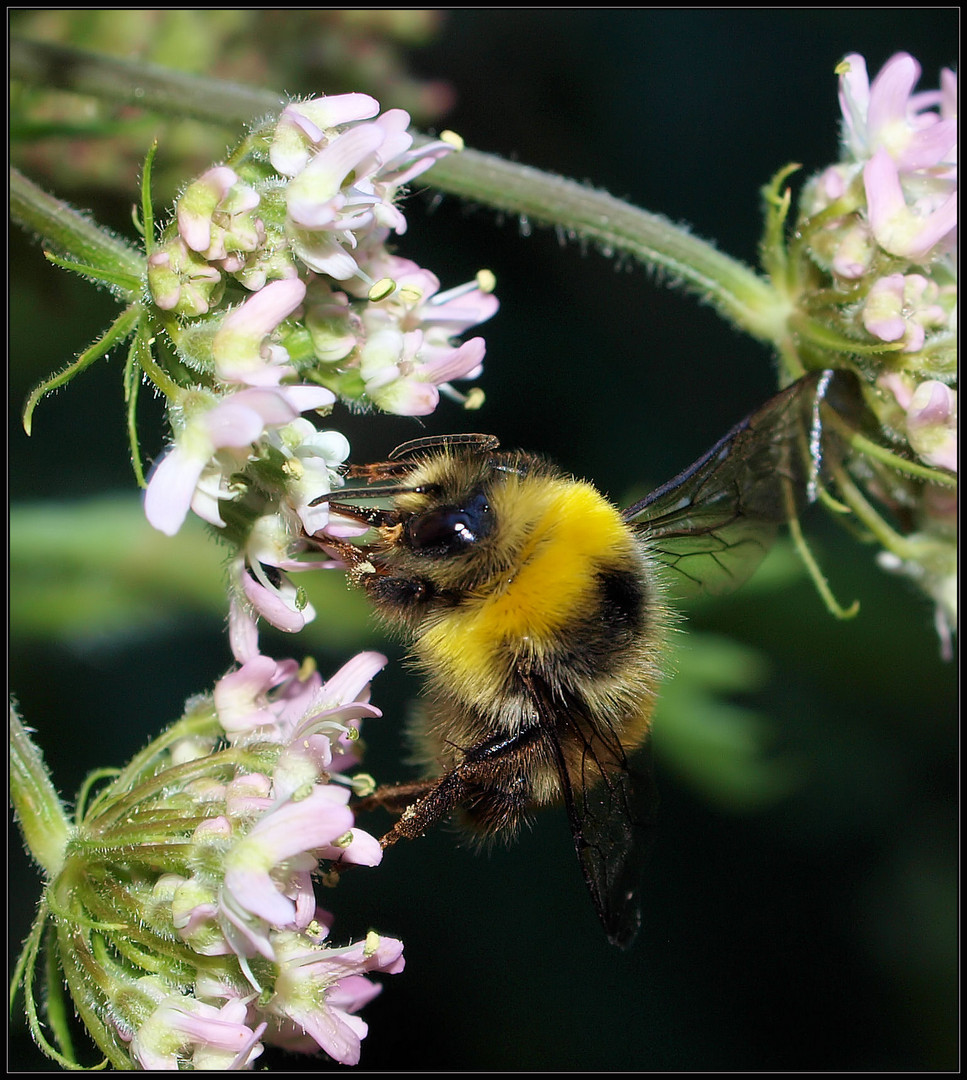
left=418, top=479, right=633, bottom=697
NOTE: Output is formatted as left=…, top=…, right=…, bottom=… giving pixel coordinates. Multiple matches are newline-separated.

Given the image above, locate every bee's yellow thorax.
left=418, top=479, right=632, bottom=696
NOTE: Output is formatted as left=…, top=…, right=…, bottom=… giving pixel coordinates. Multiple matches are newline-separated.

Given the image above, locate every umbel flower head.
left=773, top=52, right=956, bottom=653
left=145, top=93, right=497, bottom=409
left=11, top=647, right=402, bottom=1069
left=137, top=92, right=498, bottom=639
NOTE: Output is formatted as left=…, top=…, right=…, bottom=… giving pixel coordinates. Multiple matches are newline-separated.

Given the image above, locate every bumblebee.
left=314, top=372, right=833, bottom=947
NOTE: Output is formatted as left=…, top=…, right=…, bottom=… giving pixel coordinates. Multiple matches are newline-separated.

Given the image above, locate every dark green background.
left=10, top=10, right=957, bottom=1071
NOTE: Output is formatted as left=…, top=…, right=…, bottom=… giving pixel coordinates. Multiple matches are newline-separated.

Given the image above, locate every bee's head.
left=374, top=449, right=506, bottom=580
left=326, top=441, right=566, bottom=613
left=398, top=485, right=495, bottom=558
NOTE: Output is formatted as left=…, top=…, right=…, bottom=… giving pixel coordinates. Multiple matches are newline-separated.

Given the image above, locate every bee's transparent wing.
left=522, top=671, right=658, bottom=950
left=622, top=372, right=829, bottom=598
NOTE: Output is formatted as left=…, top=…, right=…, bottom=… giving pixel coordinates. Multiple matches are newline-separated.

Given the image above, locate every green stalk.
left=9, top=707, right=72, bottom=879
left=22, top=305, right=141, bottom=435
left=420, top=144, right=790, bottom=343
left=10, top=36, right=282, bottom=128
left=10, top=167, right=143, bottom=290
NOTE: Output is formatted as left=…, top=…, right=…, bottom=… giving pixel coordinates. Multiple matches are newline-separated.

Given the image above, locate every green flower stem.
left=55, top=928, right=131, bottom=1070
left=10, top=36, right=283, bottom=128
left=84, top=744, right=258, bottom=831
left=10, top=167, right=143, bottom=289
left=42, top=929, right=79, bottom=1066
left=133, top=317, right=184, bottom=403
left=786, top=503, right=860, bottom=621
left=419, top=143, right=792, bottom=344
left=13, top=908, right=83, bottom=1070
left=831, top=458, right=938, bottom=562
left=9, top=707, right=72, bottom=879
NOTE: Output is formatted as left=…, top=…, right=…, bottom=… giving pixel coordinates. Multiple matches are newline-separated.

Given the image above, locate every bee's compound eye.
left=406, top=491, right=493, bottom=556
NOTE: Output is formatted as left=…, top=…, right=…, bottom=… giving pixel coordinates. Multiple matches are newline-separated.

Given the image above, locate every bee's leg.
left=299, top=529, right=366, bottom=568
left=365, top=726, right=544, bottom=849
left=355, top=780, right=439, bottom=816
left=303, top=530, right=394, bottom=586
left=359, top=771, right=478, bottom=850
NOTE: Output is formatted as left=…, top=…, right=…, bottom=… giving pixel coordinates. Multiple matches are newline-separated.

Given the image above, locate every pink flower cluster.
left=144, top=380, right=340, bottom=536
left=800, top=54, right=957, bottom=479
left=310, top=252, right=496, bottom=415
left=122, top=639, right=403, bottom=1068
left=143, top=94, right=500, bottom=635
left=146, top=93, right=497, bottom=418
left=269, top=95, right=445, bottom=280
left=798, top=52, right=958, bottom=651
left=838, top=52, right=956, bottom=263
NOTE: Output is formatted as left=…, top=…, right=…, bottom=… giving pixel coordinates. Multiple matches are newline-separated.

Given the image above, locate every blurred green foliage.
left=10, top=498, right=374, bottom=649
left=10, top=9, right=453, bottom=207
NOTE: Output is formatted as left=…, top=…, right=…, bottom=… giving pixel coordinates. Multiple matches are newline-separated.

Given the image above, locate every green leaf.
left=654, top=632, right=805, bottom=811
left=10, top=496, right=375, bottom=649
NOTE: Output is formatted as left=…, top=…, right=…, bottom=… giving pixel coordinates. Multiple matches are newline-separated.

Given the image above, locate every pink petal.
left=287, top=126, right=385, bottom=227
left=144, top=446, right=206, bottom=536
left=241, top=571, right=310, bottom=633
left=277, top=384, right=337, bottom=414
left=422, top=336, right=487, bottom=383
left=867, top=53, right=919, bottom=137
left=322, top=652, right=388, bottom=704
left=328, top=827, right=382, bottom=867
